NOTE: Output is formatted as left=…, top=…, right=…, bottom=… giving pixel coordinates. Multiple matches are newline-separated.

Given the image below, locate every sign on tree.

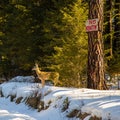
left=86, top=18, right=98, bottom=32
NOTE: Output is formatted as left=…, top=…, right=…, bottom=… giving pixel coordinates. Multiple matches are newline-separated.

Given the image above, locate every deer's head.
left=32, top=63, right=41, bottom=71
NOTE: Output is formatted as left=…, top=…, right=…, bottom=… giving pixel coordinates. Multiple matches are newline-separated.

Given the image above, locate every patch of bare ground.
left=16, top=97, right=23, bottom=104
left=25, top=97, right=40, bottom=109
left=89, top=116, right=102, bottom=120
left=79, top=113, right=90, bottom=120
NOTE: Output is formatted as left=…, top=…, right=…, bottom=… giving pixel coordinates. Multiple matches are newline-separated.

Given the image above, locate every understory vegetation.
left=0, top=0, right=120, bottom=87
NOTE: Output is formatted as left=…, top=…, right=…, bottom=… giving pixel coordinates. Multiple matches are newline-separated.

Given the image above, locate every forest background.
left=0, top=0, right=120, bottom=87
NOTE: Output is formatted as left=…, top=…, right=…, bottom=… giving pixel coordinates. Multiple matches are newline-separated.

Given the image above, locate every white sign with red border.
left=86, top=18, right=99, bottom=32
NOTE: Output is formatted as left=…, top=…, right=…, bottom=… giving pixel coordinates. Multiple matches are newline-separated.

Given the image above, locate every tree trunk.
left=104, top=0, right=113, bottom=58
left=113, top=0, right=120, bottom=52
left=87, top=0, right=107, bottom=90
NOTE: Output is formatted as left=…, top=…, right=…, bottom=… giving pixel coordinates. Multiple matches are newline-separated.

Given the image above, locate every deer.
left=32, top=63, right=60, bottom=87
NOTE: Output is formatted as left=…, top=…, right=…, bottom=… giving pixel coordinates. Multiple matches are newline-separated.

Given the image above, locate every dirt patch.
left=10, top=95, right=16, bottom=102
left=89, top=116, right=102, bottom=120
left=79, top=113, right=90, bottom=120
left=38, top=101, right=44, bottom=112
left=16, top=97, right=23, bottom=104
left=67, top=109, right=80, bottom=118
left=25, top=97, right=40, bottom=109
left=0, top=89, right=3, bottom=97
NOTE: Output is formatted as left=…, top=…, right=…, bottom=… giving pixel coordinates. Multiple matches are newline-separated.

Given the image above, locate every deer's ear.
left=35, top=63, right=38, bottom=66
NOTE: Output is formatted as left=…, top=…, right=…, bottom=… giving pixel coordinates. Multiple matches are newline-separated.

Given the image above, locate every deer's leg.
left=54, top=77, right=59, bottom=86
left=41, top=79, right=45, bottom=88
left=54, top=79, right=57, bottom=86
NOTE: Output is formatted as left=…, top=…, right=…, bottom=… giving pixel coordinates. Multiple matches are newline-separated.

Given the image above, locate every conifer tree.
left=52, top=0, right=88, bottom=87
left=87, top=0, right=107, bottom=90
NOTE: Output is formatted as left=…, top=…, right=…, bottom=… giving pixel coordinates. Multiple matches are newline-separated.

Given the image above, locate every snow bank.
left=0, top=76, right=120, bottom=120
left=9, top=76, right=35, bottom=83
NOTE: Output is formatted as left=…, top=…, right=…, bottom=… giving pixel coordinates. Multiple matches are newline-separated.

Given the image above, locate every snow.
left=0, top=76, right=120, bottom=120
left=9, top=76, right=35, bottom=83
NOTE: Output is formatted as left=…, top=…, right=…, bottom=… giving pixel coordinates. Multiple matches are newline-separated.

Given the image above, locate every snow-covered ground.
left=0, top=76, right=120, bottom=120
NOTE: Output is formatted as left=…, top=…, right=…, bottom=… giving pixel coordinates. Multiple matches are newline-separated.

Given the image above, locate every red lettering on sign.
left=86, top=25, right=98, bottom=32
left=86, top=18, right=98, bottom=32
left=89, top=20, right=96, bottom=25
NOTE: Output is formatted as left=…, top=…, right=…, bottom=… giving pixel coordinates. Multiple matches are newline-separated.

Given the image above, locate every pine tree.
left=105, top=0, right=120, bottom=74
left=104, top=0, right=114, bottom=60
left=52, top=0, right=88, bottom=87
left=87, top=0, right=107, bottom=90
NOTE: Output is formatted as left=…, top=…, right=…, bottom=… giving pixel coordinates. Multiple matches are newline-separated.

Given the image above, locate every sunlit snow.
left=0, top=76, right=120, bottom=120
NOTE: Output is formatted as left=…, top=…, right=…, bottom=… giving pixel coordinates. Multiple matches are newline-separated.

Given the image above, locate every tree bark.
left=87, top=0, right=107, bottom=90
left=113, top=0, right=120, bottom=52
left=104, top=0, right=113, bottom=58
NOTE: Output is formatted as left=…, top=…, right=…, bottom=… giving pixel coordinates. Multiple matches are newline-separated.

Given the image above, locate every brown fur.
left=32, top=63, right=60, bottom=87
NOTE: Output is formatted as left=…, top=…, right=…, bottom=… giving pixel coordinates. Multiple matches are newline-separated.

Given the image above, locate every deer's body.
left=33, top=63, right=59, bottom=87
